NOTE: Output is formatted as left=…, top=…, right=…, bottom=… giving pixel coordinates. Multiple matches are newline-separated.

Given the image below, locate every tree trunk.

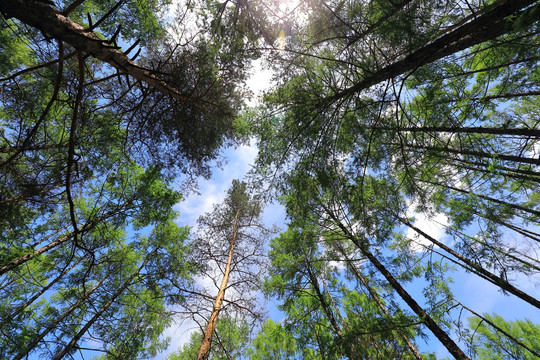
left=0, top=0, right=202, bottom=104
left=419, top=179, right=540, bottom=218
left=395, top=143, right=540, bottom=166
left=196, top=210, right=239, bottom=360
left=13, top=275, right=107, bottom=360
left=397, top=215, right=540, bottom=310
left=328, top=0, right=540, bottom=102
left=319, top=203, right=470, bottom=359
left=359, top=246, right=469, bottom=359
left=336, top=244, right=423, bottom=360
left=0, top=260, right=80, bottom=329
left=0, top=198, right=134, bottom=275
left=375, top=126, right=540, bottom=138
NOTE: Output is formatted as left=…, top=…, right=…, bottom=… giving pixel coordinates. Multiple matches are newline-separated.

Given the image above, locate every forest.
left=0, top=0, right=539, bottom=359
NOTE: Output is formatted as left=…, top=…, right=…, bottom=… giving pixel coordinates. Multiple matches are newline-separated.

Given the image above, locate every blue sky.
left=159, top=123, right=540, bottom=359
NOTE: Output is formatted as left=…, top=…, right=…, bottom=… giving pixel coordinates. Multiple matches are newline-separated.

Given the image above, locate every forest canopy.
left=0, top=0, right=539, bottom=359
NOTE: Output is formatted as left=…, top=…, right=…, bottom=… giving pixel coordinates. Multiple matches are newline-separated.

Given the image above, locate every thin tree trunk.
left=452, top=157, right=540, bottom=180
left=0, top=260, right=80, bottom=329
left=397, top=215, right=540, bottom=310
left=336, top=244, right=423, bottom=360
left=0, top=0, right=212, bottom=106
left=359, top=246, right=469, bottom=359
left=442, top=224, right=540, bottom=272
left=308, top=313, right=328, bottom=360
left=451, top=160, right=540, bottom=184
left=319, top=203, right=470, bottom=359
left=0, top=40, right=64, bottom=169
left=306, top=265, right=344, bottom=338
left=396, top=143, right=540, bottom=166
left=0, top=197, right=134, bottom=275
left=446, top=89, right=540, bottom=103
left=419, top=179, right=540, bottom=218
left=52, top=250, right=156, bottom=360
left=373, top=125, right=540, bottom=138
left=0, top=143, right=69, bottom=153
left=196, top=210, right=239, bottom=360
left=328, top=0, right=539, bottom=102
left=452, top=297, right=540, bottom=358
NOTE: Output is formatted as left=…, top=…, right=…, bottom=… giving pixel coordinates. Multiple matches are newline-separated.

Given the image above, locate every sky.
left=154, top=3, right=540, bottom=358
left=156, top=55, right=540, bottom=358
left=157, top=61, right=281, bottom=358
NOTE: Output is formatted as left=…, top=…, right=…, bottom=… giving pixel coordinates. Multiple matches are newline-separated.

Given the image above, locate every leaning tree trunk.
left=328, top=0, right=540, bottom=102
left=196, top=210, right=239, bottom=360
left=0, top=0, right=196, bottom=104
left=319, top=202, right=470, bottom=360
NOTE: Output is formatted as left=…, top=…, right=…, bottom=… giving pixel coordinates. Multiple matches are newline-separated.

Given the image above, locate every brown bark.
left=0, top=0, right=208, bottom=105
left=446, top=89, right=540, bottom=103
left=451, top=157, right=540, bottom=180
left=305, top=265, right=345, bottom=338
left=328, top=0, right=539, bottom=102
left=0, top=143, right=69, bottom=153
left=359, top=246, right=469, bottom=359
left=196, top=210, right=239, bottom=360
left=451, top=160, right=540, bottom=184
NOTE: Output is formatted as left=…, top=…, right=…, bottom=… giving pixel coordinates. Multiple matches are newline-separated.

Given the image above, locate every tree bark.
left=396, top=143, right=540, bottom=166
left=0, top=198, right=134, bottom=275
left=0, top=0, right=201, bottom=104
left=336, top=244, right=423, bottom=360
left=328, top=0, right=540, bottom=102
left=359, top=246, right=469, bottom=360
left=13, top=275, right=107, bottom=360
left=196, top=210, right=239, bottom=360
left=0, top=260, right=80, bottom=329
left=319, top=202, right=470, bottom=359
left=419, top=179, right=540, bottom=218
left=397, top=215, right=540, bottom=310
left=375, top=126, right=540, bottom=138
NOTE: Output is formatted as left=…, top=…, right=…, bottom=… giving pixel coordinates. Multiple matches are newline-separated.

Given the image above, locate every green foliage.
left=167, top=315, right=249, bottom=360
left=247, top=320, right=298, bottom=360
left=460, top=314, right=540, bottom=360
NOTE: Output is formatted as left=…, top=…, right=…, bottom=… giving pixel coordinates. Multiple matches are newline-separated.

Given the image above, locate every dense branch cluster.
left=1, top=0, right=539, bottom=359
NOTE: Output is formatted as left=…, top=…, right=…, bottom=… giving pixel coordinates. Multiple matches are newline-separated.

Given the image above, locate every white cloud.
left=246, top=59, right=274, bottom=106
left=405, top=201, right=449, bottom=252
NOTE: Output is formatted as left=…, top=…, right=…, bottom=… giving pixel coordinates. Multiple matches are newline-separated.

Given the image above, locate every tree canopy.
left=1, top=0, right=539, bottom=359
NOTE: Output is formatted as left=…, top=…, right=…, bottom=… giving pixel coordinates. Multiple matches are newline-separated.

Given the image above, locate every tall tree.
left=191, top=180, right=272, bottom=360
left=252, top=0, right=540, bottom=356
left=0, top=0, right=265, bottom=358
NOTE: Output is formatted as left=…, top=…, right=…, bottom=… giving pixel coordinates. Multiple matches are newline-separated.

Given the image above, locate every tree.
left=190, top=180, right=271, bottom=360
left=252, top=0, right=540, bottom=356
left=459, top=314, right=540, bottom=359
left=168, top=315, right=250, bottom=360
left=0, top=0, right=265, bottom=358
left=246, top=319, right=299, bottom=360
